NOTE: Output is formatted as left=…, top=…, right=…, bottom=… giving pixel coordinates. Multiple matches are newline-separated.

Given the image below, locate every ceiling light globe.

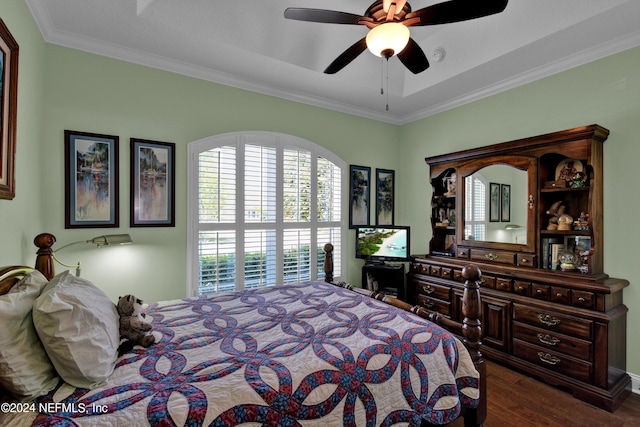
left=366, top=22, right=410, bottom=58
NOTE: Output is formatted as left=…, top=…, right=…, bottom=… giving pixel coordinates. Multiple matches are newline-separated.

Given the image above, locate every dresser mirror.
left=458, top=155, right=536, bottom=252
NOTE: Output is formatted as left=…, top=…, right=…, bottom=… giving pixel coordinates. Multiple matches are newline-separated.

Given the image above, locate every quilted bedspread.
left=31, top=281, right=479, bottom=426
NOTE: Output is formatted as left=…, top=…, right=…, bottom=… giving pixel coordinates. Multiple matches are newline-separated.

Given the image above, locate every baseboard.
left=631, top=372, right=640, bottom=395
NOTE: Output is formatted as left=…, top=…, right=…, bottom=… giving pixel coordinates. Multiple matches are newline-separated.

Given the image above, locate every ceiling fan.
left=284, top=0, right=509, bottom=74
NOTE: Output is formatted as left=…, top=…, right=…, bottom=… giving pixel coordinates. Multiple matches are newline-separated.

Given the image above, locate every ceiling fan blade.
left=405, top=0, right=508, bottom=26
left=397, top=38, right=430, bottom=74
left=324, top=38, right=368, bottom=74
left=284, top=8, right=367, bottom=25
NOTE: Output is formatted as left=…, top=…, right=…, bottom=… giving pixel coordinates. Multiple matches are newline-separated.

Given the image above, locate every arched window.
left=187, top=132, right=345, bottom=295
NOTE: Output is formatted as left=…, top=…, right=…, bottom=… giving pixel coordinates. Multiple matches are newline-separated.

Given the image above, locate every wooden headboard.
left=0, top=233, right=57, bottom=296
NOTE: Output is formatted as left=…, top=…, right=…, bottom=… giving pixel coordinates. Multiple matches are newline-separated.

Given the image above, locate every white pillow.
left=0, top=271, right=59, bottom=400
left=33, top=271, right=120, bottom=389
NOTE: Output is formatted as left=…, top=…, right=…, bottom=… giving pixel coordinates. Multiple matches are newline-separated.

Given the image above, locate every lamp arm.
left=51, top=252, right=81, bottom=277
left=53, top=239, right=90, bottom=253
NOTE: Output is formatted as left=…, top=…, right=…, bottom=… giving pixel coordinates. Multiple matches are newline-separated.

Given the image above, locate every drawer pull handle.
left=538, top=314, right=561, bottom=326
left=556, top=293, right=563, bottom=298
left=478, top=278, right=486, bottom=285
left=484, top=253, right=498, bottom=261
left=578, top=297, right=586, bottom=302
left=537, top=352, right=561, bottom=366
left=422, top=300, right=435, bottom=309
left=536, top=289, right=545, bottom=294
left=516, top=286, right=524, bottom=291
left=521, top=258, right=529, bottom=263
left=422, top=285, right=435, bottom=295
left=537, top=333, right=560, bottom=346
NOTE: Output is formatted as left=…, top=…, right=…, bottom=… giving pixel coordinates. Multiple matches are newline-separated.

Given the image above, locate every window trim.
left=187, top=131, right=347, bottom=296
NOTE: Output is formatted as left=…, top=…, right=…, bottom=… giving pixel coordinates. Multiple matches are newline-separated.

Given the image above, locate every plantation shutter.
left=189, top=132, right=344, bottom=296
left=464, top=175, right=486, bottom=240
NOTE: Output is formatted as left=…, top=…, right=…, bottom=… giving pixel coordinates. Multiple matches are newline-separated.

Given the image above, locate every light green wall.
left=39, top=45, right=400, bottom=302
left=399, top=45, right=640, bottom=375
left=0, top=1, right=46, bottom=262
left=2, top=1, right=638, bottom=377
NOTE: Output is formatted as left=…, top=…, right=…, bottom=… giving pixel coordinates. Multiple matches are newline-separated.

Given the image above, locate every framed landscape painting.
left=65, top=130, right=119, bottom=228
left=0, top=19, right=18, bottom=200
left=130, top=138, right=175, bottom=227
left=349, top=165, right=370, bottom=228
left=375, top=168, right=394, bottom=225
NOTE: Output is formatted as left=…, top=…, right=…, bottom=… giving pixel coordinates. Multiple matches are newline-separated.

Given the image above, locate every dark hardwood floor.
left=449, top=361, right=640, bottom=427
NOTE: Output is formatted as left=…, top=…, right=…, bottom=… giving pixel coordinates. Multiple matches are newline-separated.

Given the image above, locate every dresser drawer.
left=513, top=280, right=531, bottom=296
left=516, top=253, right=537, bottom=268
left=513, top=339, right=592, bottom=383
left=513, top=303, right=593, bottom=340
left=452, top=269, right=464, bottom=282
left=411, top=263, right=431, bottom=275
left=551, top=287, right=571, bottom=304
left=416, top=294, right=451, bottom=315
left=531, top=283, right=550, bottom=300
left=415, top=281, right=450, bottom=301
left=440, top=268, right=453, bottom=280
left=456, top=247, right=470, bottom=259
left=470, top=249, right=516, bottom=266
left=495, top=277, right=513, bottom=292
left=572, top=290, right=595, bottom=309
left=513, top=322, right=592, bottom=361
left=478, top=274, right=496, bottom=289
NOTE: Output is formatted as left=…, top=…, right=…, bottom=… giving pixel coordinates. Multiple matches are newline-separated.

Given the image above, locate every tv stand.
left=362, top=263, right=405, bottom=300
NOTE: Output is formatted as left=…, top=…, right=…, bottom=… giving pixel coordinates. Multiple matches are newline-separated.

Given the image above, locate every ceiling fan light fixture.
left=366, top=22, right=410, bottom=58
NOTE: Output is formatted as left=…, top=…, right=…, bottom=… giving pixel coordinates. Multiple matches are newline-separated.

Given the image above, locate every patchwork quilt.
left=31, top=281, right=479, bottom=426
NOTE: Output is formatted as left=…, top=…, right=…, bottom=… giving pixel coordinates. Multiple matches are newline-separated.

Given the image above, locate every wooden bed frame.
left=0, top=234, right=486, bottom=427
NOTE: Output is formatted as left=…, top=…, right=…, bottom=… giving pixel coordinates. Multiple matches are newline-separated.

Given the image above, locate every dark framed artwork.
left=65, top=130, right=119, bottom=228
left=375, top=168, right=394, bottom=226
left=501, top=184, right=511, bottom=222
left=349, top=165, right=371, bottom=228
left=130, top=138, right=175, bottom=227
left=489, top=182, right=500, bottom=222
left=0, top=19, right=19, bottom=200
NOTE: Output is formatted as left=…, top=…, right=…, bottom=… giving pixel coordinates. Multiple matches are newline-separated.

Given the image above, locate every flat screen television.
left=356, top=226, right=410, bottom=264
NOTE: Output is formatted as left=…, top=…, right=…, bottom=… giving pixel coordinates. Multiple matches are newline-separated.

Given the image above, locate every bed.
left=0, top=233, right=486, bottom=427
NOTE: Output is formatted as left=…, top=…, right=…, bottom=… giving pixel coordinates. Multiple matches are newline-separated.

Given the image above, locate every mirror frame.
left=457, top=155, right=536, bottom=253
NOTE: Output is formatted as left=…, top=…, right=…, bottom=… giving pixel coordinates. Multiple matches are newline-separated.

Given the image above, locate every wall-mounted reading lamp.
left=52, top=234, right=133, bottom=276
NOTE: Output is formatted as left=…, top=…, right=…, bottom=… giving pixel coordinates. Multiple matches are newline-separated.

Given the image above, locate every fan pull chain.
left=385, top=57, right=390, bottom=111
left=380, top=57, right=384, bottom=95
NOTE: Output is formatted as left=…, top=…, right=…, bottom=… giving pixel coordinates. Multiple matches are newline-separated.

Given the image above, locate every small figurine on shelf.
left=546, top=201, right=566, bottom=230
left=443, top=172, right=456, bottom=196
left=448, top=211, right=456, bottom=226
left=571, top=171, right=587, bottom=188
left=574, top=211, right=590, bottom=231
left=557, top=213, right=574, bottom=231
left=559, top=250, right=579, bottom=272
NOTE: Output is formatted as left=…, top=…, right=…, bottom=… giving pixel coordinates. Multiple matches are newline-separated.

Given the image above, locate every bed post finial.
left=323, top=243, right=334, bottom=283
left=34, top=233, right=56, bottom=280
left=462, top=263, right=486, bottom=426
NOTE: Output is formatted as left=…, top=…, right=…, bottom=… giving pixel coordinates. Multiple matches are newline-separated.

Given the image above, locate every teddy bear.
left=116, top=294, right=156, bottom=355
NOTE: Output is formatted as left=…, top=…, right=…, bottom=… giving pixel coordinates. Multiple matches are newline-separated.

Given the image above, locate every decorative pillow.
left=0, top=271, right=59, bottom=400
left=33, top=271, right=120, bottom=389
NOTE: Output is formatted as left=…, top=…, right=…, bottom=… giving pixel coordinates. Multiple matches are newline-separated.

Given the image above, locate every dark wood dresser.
left=408, top=124, right=630, bottom=411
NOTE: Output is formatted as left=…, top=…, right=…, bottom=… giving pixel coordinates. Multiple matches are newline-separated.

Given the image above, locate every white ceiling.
left=26, top=0, right=640, bottom=124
